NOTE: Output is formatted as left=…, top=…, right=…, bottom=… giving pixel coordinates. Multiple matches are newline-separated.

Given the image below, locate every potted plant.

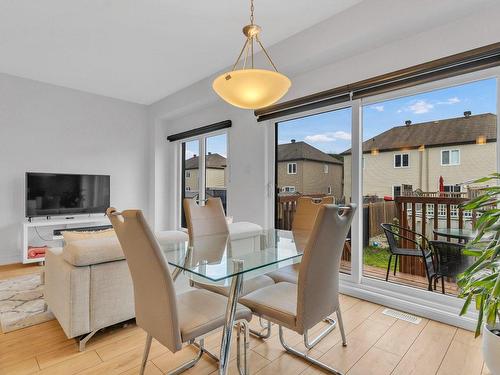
left=458, top=173, right=500, bottom=374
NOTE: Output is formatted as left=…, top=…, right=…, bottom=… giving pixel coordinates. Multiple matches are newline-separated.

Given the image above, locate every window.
left=392, top=185, right=402, bottom=197
left=327, top=186, right=332, bottom=194
left=443, top=184, right=461, bottom=193
left=282, top=186, right=296, bottom=193
left=394, top=153, right=409, bottom=168
left=287, top=162, right=297, bottom=174
left=441, top=149, right=460, bottom=165
left=323, top=164, right=329, bottom=174
left=179, top=131, right=228, bottom=228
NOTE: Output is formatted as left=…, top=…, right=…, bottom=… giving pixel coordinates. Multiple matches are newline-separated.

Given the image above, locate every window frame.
left=394, top=153, right=410, bottom=168
left=392, top=185, right=402, bottom=197
left=264, top=66, right=500, bottom=330
left=441, top=149, right=461, bottom=166
left=176, top=129, right=229, bottom=229
left=287, top=162, right=297, bottom=174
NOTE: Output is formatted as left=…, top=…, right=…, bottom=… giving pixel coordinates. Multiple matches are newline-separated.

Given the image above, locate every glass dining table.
left=158, top=229, right=307, bottom=375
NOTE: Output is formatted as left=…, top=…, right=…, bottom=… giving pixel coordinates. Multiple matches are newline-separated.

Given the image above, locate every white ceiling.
left=0, top=0, right=362, bottom=104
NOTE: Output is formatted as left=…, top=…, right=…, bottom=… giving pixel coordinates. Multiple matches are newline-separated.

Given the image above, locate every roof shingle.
left=278, top=141, right=343, bottom=164
left=342, top=113, right=497, bottom=155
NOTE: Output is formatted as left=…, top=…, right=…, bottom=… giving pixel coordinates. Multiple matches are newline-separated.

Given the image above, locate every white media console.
left=22, top=215, right=110, bottom=263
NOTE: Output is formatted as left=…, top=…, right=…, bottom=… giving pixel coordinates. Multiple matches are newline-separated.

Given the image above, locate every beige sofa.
left=44, top=223, right=263, bottom=350
left=44, top=230, right=188, bottom=350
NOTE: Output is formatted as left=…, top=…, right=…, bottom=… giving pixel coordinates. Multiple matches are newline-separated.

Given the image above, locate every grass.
left=363, top=246, right=391, bottom=268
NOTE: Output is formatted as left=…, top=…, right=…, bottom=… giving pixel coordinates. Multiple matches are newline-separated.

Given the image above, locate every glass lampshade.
left=212, top=69, right=291, bottom=109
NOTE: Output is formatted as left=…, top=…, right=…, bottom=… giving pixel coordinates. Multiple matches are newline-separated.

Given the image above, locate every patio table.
left=158, top=229, right=306, bottom=375
left=433, top=228, right=477, bottom=242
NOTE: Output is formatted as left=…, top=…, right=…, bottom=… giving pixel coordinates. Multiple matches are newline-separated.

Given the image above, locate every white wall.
left=0, top=73, right=148, bottom=264
left=148, top=1, right=500, bottom=232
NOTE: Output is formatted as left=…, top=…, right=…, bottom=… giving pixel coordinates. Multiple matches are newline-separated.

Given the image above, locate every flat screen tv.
left=26, top=172, right=110, bottom=218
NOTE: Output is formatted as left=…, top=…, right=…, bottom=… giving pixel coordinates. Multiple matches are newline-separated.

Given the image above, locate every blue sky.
left=278, top=78, right=497, bottom=154
left=185, top=133, right=228, bottom=160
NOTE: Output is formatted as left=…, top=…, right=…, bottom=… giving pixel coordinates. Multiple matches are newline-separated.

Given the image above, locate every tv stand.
left=22, top=215, right=110, bottom=264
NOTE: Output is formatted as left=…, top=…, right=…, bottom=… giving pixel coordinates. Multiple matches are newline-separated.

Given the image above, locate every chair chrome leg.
left=336, top=309, right=347, bottom=347
left=278, top=326, right=343, bottom=375
left=250, top=318, right=272, bottom=339
left=236, top=321, right=249, bottom=375
left=304, top=317, right=336, bottom=349
left=386, top=254, right=392, bottom=281
left=192, top=339, right=220, bottom=362
left=168, top=344, right=204, bottom=375
left=139, top=334, right=153, bottom=375
left=78, top=329, right=99, bottom=352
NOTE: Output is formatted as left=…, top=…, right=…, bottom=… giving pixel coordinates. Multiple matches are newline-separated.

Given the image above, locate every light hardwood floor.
left=0, top=264, right=491, bottom=375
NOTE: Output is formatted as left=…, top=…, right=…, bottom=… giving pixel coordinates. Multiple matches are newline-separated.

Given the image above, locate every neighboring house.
left=342, top=113, right=497, bottom=201
left=184, top=152, right=227, bottom=192
left=277, top=140, right=344, bottom=198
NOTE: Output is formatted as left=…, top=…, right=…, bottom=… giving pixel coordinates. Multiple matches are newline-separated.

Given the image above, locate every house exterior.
left=342, top=113, right=497, bottom=201
left=184, top=152, right=226, bottom=192
left=277, top=140, right=344, bottom=198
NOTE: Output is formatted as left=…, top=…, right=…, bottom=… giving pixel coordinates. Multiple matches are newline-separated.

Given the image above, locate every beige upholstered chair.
left=268, top=196, right=334, bottom=284
left=183, top=197, right=275, bottom=297
left=107, top=208, right=252, bottom=375
left=240, top=204, right=356, bottom=374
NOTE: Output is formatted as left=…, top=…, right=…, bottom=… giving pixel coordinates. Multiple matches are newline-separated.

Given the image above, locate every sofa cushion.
left=156, top=230, right=189, bottom=245
left=63, top=237, right=124, bottom=267
left=228, top=222, right=263, bottom=240
left=62, top=228, right=116, bottom=243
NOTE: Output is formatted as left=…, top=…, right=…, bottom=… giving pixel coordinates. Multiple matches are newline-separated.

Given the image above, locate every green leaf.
left=460, top=294, right=473, bottom=316
left=486, top=300, right=498, bottom=326
left=475, top=294, right=485, bottom=338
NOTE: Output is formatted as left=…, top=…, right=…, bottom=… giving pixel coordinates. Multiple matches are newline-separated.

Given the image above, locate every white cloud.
left=333, top=131, right=352, bottom=140
left=407, top=100, right=434, bottom=114
left=305, top=131, right=351, bottom=143
left=372, top=105, right=384, bottom=112
left=437, top=96, right=461, bottom=105
left=305, top=134, right=335, bottom=142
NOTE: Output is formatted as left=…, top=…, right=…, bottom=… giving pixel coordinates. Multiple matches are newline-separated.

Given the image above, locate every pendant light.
left=212, top=0, right=291, bottom=110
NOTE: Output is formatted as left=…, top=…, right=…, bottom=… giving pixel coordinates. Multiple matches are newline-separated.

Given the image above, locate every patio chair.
left=429, top=240, right=474, bottom=294
left=381, top=223, right=436, bottom=291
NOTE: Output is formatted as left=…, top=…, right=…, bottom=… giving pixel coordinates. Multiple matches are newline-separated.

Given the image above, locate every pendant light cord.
left=250, top=0, right=255, bottom=25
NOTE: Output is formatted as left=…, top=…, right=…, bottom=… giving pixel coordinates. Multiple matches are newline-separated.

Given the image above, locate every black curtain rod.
left=167, top=120, right=232, bottom=142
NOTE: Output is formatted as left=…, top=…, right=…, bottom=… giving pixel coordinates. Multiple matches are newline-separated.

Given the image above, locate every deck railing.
left=394, top=194, right=471, bottom=276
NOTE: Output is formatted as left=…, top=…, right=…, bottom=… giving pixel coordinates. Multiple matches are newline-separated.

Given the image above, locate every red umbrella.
left=439, top=176, right=444, bottom=196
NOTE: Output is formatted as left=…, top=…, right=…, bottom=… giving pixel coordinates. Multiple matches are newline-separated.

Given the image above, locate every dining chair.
left=183, top=197, right=275, bottom=339
left=268, top=196, right=334, bottom=284
left=381, top=223, right=435, bottom=290
left=240, top=204, right=356, bottom=375
left=429, top=240, right=473, bottom=294
left=183, top=197, right=275, bottom=295
left=107, top=208, right=252, bottom=375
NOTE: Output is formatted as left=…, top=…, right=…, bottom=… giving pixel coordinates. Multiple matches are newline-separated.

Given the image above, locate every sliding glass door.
left=275, top=106, right=353, bottom=273
left=361, top=77, right=497, bottom=294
